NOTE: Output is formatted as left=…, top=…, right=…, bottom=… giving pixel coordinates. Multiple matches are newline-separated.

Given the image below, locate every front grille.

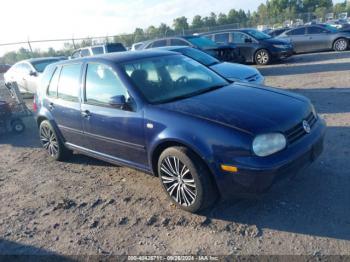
left=285, top=112, right=317, bottom=144
left=245, top=74, right=259, bottom=82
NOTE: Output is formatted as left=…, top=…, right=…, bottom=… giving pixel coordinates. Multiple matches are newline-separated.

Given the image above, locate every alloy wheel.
left=40, top=124, right=59, bottom=157
left=160, top=156, right=197, bottom=207
left=335, top=39, right=347, bottom=51
left=256, top=51, right=269, bottom=65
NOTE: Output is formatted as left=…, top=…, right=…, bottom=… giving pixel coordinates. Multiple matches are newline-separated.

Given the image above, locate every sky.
left=0, top=0, right=345, bottom=54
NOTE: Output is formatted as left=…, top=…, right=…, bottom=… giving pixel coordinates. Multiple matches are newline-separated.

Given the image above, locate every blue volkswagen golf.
left=35, top=50, right=325, bottom=213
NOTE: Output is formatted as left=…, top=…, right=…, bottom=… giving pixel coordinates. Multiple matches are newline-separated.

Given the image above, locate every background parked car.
left=268, top=27, right=290, bottom=38
left=71, top=43, right=126, bottom=59
left=201, top=29, right=293, bottom=65
left=131, top=42, right=146, bottom=51
left=0, top=64, right=11, bottom=73
left=4, top=57, right=65, bottom=94
left=139, top=36, right=245, bottom=63
left=155, top=46, right=264, bottom=84
left=277, top=24, right=350, bottom=53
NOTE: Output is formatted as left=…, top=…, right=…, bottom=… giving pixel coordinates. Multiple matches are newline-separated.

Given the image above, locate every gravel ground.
left=0, top=51, right=349, bottom=257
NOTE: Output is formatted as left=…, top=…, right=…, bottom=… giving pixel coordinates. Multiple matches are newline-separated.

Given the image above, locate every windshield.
left=31, top=59, right=63, bottom=73
left=245, top=29, right=272, bottom=40
left=122, top=55, right=228, bottom=104
left=177, top=48, right=219, bottom=66
left=186, top=36, right=218, bottom=48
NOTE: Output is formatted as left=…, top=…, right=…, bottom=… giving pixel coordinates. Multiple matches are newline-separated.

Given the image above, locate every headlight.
left=273, top=44, right=287, bottom=49
left=252, top=133, right=287, bottom=157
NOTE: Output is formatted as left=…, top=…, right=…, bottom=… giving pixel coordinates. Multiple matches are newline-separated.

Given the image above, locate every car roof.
left=154, top=46, right=189, bottom=51
left=55, top=50, right=179, bottom=65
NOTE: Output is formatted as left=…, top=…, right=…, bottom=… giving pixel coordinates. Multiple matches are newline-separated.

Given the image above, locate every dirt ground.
left=0, top=51, right=350, bottom=258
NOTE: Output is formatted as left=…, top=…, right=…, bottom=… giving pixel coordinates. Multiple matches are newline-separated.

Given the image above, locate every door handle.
left=81, top=110, right=91, bottom=118
left=49, top=102, right=54, bottom=110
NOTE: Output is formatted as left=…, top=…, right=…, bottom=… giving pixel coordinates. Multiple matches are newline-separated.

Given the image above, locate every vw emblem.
left=302, top=120, right=311, bottom=134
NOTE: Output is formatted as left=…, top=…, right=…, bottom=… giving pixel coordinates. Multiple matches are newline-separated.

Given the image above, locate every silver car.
left=153, top=46, right=264, bottom=85
left=277, top=24, right=350, bottom=53
left=4, top=57, right=65, bottom=94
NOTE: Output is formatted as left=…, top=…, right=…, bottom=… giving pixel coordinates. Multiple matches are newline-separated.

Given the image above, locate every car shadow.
left=205, top=125, right=350, bottom=241
left=0, top=239, right=73, bottom=261
left=286, top=50, right=350, bottom=64
left=259, top=61, right=350, bottom=76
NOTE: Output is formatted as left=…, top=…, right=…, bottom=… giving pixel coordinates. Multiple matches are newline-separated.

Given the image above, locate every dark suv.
left=201, top=29, right=294, bottom=65
left=140, top=36, right=245, bottom=63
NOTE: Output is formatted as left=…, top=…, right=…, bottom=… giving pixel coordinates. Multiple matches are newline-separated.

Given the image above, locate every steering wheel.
left=175, top=76, right=189, bottom=86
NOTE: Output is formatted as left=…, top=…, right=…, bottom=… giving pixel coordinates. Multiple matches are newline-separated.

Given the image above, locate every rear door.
left=230, top=32, right=257, bottom=62
left=80, top=62, right=147, bottom=167
left=46, top=63, right=84, bottom=145
left=306, top=26, right=331, bottom=51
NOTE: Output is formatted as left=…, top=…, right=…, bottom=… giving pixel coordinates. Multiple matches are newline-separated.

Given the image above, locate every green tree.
left=191, top=15, right=203, bottom=28
left=173, top=16, right=189, bottom=32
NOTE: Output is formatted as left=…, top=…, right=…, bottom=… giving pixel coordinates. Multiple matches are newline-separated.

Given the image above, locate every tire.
left=39, top=120, right=72, bottom=161
left=333, top=38, right=348, bottom=52
left=157, top=146, right=218, bottom=213
left=11, top=119, right=25, bottom=134
left=255, top=49, right=270, bottom=65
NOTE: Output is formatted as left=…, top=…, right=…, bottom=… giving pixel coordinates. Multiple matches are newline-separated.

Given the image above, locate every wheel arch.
left=332, top=37, right=349, bottom=49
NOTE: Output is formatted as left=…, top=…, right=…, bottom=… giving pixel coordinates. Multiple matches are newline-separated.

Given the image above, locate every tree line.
left=1, top=0, right=349, bottom=65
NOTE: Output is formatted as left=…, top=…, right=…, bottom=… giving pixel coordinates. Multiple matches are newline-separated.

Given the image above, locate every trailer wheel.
left=11, top=119, right=25, bottom=134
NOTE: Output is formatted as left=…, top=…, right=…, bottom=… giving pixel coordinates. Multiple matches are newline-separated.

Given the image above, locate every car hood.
left=210, top=62, right=260, bottom=81
left=156, top=83, right=310, bottom=135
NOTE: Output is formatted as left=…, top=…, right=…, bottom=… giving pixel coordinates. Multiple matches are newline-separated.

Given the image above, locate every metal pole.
left=27, top=38, right=33, bottom=53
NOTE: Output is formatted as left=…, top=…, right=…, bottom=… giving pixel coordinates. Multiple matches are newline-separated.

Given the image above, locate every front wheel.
left=255, top=49, right=270, bottom=65
left=158, top=147, right=218, bottom=213
left=333, top=38, right=348, bottom=52
left=39, top=120, right=72, bottom=161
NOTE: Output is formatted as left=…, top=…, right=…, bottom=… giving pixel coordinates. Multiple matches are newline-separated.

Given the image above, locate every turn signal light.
left=221, top=164, right=238, bottom=173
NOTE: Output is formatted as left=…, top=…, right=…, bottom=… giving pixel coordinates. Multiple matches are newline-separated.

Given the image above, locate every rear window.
left=47, top=67, right=61, bottom=97
left=57, top=64, right=81, bottom=102
left=170, top=39, right=189, bottom=46
left=106, top=44, right=126, bottom=53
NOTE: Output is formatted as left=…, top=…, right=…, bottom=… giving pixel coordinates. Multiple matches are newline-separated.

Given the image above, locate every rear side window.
left=91, top=46, right=104, bottom=55
left=286, top=27, right=306, bottom=36
left=85, top=63, right=129, bottom=106
left=170, top=39, right=189, bottom=46
left=214, top=33, right=229, bottom=44
left=57, top=64, right=81, bottom=102
left=151, top=40, right=167, bottom=48
left=47, top=67, right=61, bottom=97
left=81, top=49, right=91, bottom=57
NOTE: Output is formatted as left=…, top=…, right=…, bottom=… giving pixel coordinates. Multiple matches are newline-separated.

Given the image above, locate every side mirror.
left=245, top=38, right=252, bottom=43
left=109, top=95, right=126, bottom=108
left=29, top=71, right=38, bottom=77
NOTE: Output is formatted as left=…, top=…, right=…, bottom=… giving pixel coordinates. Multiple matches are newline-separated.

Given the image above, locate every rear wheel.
left=255, top=49, right=270, bottom=65
left=333, top=38, right=348, bottom=51
left=158, top=147, right=218, bottom=213
left=39, top=120, right=72, bottom=161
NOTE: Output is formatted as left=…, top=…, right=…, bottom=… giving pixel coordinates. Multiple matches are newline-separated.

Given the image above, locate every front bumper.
left=271, top=48, right=294, bottom=59
left=215, top=118, right=326, bottom=198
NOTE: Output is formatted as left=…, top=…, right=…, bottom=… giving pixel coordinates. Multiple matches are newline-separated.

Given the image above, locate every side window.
left=47, top=67, right=61, bottom=97
left=170, top=39, right=189, bottom=46
left=151, top=40, right=167, bottom=48
left=91, top=46, right=104, bottom=55
left=80, top=49, right=91, bottom=57
left=307, top=26, right=327, bottom=34
left=57, top=64, right=81, bottom=102
left=231, top=32, right=250, bottom=44
left=214, top=33, right=229, bottom=44
left=85, top=63, right=129, bottom=106
left=286, top=27, right=306, bottom=36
